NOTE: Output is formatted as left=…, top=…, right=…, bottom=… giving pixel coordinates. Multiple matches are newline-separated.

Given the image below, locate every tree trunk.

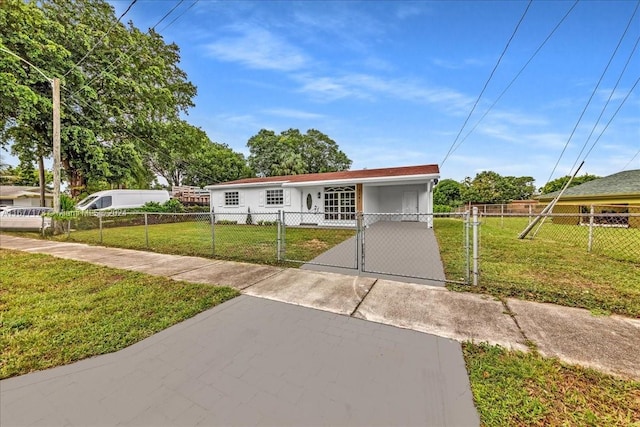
left=62, top=159, right=85, bottom=198
left=38, top=155, right=46, bottom=207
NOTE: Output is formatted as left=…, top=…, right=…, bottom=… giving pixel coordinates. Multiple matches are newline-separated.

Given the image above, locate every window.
left=324, top=186, right=355, bottom=220
left=224, top=191, right=239, bottom=206
left=266, top=189, right=284, bottom=206
left=93, top=196, right=112, bottom=209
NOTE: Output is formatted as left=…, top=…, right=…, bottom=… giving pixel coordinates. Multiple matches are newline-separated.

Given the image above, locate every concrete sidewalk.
left=2, top=235, right=639, bottom=380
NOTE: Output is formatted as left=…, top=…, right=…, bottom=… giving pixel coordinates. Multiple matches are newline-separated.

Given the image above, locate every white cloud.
left=262, top=108, right=325, bottom=120
left=205, top=27, right=309, bottom=71
left=432, top=58, right=485, bottom=70
left=295, top=72, right=473, bottom=111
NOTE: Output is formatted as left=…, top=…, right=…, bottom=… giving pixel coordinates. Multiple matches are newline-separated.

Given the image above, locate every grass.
left=434, top=218, right=640, bottom=318
left=41, top=221, right=356, bottom=265
left=464, top=343, right=640, bottom=426
left=0, top=249, right=239, bottom=379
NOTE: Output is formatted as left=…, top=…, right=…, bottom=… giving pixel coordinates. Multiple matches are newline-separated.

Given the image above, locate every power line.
left=159, top=0, right=199, bottom=33
left=622, top=147, right=640, bottom=171
left=451, top=0, right=579, bottom=156
left=152, top=0, right=185, bottom=32
left=545, top=0, right=640, bottom=183
left=570, top=35, right=640, bottom=172
left=67, top=0, right=192, bottom=101
left=63, top=0, right=138, bottom=77
left=441, top=0, right=533, bottom=167
left=581, top=76, right=639, bottom=164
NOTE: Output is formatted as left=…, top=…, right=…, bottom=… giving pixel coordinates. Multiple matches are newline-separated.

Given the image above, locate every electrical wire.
left=622, top=147, right=640, bottom=171
left=450, top=0, right=579, bottom=156
left=544, top=0, right=639, bottom=184
left=581, top=76, right=640, bottom=164
left=159, top=0, right=198, bottom=33
left=67, top=0, right=192, bottom=101
left=441, top=0, right=533, bottom=167
left=63, top=0, right=138, bottom=77
left=569, top=35, right=640, bottom=171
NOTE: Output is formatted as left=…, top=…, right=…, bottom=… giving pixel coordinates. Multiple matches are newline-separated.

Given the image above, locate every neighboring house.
left=205, top=164, right=440, bottom=227
left=537, top=169, right=640, bottom=228
left=0, top=185, right=53, bottom=208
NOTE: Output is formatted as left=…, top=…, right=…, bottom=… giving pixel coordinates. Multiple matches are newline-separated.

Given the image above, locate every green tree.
left=540, top=174, right=600, bottom=195
left=247, top=128, right=351, bottom=177
left=461, top=171, right=537, bottom=204
left=182, top=142, right=253, bottom=187
left=1, top=0, right=198, bottom=197
left=433, top=179, right=463, bottom=207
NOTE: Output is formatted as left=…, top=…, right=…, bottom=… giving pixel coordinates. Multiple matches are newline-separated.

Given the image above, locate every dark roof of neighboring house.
left=207, top=164, right=440, bottom=187
left=538, top=169, right=640, bottom=200
left=0, top=185, right=53, bottom=199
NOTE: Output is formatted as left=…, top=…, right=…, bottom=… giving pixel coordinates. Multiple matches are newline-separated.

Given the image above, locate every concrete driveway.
left=302, top=221, right=447, bottom=286
left=1, top=296, right=479, bottom=427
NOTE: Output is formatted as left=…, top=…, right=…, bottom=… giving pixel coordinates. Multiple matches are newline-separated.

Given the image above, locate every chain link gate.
left=279, top=210, right=475, bottom=285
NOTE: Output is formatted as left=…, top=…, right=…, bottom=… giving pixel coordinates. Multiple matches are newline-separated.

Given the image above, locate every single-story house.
left=537, top=169, right=640, bottom=228
left=0, top=185, right=53, bottom=208
left=205, top=164, right=440, bottom=227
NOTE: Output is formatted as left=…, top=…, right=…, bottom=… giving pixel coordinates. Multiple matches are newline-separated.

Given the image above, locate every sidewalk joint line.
left=350, top=278, right=378, bottom=317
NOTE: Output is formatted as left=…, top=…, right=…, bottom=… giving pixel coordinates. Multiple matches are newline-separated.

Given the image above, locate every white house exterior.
left=205, top=164, right=440, bottom=227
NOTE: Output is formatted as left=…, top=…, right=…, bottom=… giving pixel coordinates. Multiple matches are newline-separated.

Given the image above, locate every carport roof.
left=206, top=164, right=440, bottom=188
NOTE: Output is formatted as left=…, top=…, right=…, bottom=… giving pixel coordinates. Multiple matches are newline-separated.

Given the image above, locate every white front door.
left=402, top=191, right=418, bottom=221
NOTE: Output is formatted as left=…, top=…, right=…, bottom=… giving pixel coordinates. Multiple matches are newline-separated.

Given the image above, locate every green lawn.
left=0, top=249, right=239, bottom=379
left=464, top=343, right=640, bottom=427
left=434, top=217, right=640, bottom=317
left=48, top=221, right=355, bottom=265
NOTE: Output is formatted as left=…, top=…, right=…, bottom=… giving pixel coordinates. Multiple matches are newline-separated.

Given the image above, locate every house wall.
left=8, top=197, right=53, bottom=208
left=210, top=180, right=437, bottom=227
left=543, top=198, right=640, bottom=228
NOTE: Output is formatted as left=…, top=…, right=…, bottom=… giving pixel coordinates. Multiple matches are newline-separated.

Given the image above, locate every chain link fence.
left=59, top=211, right=279, bottom=264
left=480, top=204, right=640, bottom=263
left=53, top=210, right=478, bottom=284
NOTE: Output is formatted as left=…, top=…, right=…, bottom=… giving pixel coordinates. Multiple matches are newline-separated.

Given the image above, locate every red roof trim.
left=210, top=164, right=440, bottom=187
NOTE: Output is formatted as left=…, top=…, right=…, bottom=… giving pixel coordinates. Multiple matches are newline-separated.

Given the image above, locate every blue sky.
left=33, top=1, right=640, bottom=187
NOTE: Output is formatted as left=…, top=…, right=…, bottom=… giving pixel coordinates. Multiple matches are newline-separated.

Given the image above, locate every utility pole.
left=52, top=77, right=61, bottom=213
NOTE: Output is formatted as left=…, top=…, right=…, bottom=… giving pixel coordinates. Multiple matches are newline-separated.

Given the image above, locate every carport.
left=302, top=220, right=447, bottom=286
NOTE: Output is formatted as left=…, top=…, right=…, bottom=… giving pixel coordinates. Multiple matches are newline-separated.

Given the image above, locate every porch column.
left=356, top=183, right=363, bottom=213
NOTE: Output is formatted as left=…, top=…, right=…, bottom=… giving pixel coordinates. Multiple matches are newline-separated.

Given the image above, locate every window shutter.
left=239, top=192, right=245, bottom=207
left=258, top=191, right=264, bottom=207
left=284, top=189, right=291, bottom=206
left=218, top=193, right=222, bottom=207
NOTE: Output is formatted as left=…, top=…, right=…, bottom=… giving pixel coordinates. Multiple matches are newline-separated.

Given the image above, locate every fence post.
left=277, top=210, right=282, bottom=261
left=465, top=211, right=470, bottom=285
left=67, top=219, right=71, bottom=238
left=357, top=212, right=363, bottom=273
left=99, top=214, right=103, bottom=244
left=588, top=205, right=594, bottom=253
left=500, top=204, right=504, bottom=228
left=472, top=207, right=479, bottom=286
left=144, top=213, right=149, bottom=248
left=528, top=204, right=533, bottom=224
left=210, top=211, right=215, bottom=256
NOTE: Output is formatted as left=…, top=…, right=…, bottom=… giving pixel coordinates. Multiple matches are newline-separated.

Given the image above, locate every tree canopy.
left=434, top=179, right=463, bottom=208
left=539, top=174, right=600, bottom=195
left=459, top=171, right=536, bottom=204
left=247, top=128, right=352, bottom=177
left=1, top=0, right=246, bottom=198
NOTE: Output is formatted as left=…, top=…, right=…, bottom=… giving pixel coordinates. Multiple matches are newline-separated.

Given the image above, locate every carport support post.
left=144, top=213, right=149, bottom=248
left=472, top=207, right=479, bottom=286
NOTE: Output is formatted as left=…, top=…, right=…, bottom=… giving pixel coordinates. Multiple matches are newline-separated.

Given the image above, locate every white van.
left=76, top=190, right=170, bottom=211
